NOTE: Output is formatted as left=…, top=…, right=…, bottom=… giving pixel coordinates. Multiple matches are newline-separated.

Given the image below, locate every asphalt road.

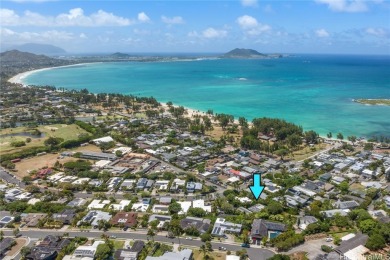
left=0, top=167, right=25, bottom=188
left=3, top=229, right=275, bottom=260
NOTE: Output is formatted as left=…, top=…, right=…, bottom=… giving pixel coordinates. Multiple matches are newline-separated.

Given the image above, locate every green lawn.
left=0, top=124, right=89, bottom=154
left=112, top=240, right=125, bottom=250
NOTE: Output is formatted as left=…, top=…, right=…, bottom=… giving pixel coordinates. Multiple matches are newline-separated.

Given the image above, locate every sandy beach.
left=7, top=63, right=98, bottom=86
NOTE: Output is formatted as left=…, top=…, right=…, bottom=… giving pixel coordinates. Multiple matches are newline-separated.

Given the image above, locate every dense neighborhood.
left=0, top=51, right=389, bottom=260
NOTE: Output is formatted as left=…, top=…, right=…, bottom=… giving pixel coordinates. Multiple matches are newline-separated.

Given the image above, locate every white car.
left=326, top=237, right=333, bottom=242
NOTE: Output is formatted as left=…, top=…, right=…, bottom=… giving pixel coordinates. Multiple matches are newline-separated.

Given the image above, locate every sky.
left=1, top=0, right=389, bottom=54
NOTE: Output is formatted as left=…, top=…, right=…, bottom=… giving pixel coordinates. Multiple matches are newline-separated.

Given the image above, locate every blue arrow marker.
left=249, top=173, right=265, bottom=200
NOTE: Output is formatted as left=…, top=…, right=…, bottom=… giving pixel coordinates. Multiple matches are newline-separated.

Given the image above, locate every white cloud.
left=1, top=27, right=74, bottom=42
left=79, top=33, right=87, bottom=39
left=161, top=16, right=184, bottom=25
left=315, top=28, right=330, bottom=37
left=241, top=0, right=258, bottom=7
left=0, top=9, right=20, bottom=24
left=237, top=15, right=258, bottom=29
left=315, top=0, right=368, bottom=13
left=0, top=8, right=134, bottom=26
left=137, top=12, right=150, bottom=23
left=202, top=27, right=227, bottom=38
left=236, top=15, right=271, bottom=35
left=365, top=27, right=388, bottom=37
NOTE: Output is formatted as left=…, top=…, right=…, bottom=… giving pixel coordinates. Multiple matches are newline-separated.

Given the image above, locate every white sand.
left=8, top=63, right=98, bottom=86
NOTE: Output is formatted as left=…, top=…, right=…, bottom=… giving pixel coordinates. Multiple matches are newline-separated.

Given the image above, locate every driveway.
left=287, top=238, right=331, bottom=259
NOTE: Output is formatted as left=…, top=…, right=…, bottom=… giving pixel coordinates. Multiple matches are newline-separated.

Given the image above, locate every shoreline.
left=7, top=62, right=100, bottom=86
left=6, top=64, right=382, bottom=140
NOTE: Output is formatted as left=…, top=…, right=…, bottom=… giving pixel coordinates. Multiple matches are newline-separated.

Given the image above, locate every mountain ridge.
left=9, top=43, right=66, bottom=55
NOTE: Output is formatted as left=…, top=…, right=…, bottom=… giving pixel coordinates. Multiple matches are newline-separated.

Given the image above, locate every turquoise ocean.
left=24, top=54, right=390, bottom=138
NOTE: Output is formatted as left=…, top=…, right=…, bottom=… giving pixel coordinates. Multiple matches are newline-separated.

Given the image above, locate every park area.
left=0, top=124, right=89, bottom=154
left=13, top=144, right=100, bottom=178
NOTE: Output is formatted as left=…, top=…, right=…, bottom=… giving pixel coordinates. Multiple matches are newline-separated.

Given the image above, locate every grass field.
left=0, top=124, right=89, bottom=154
left=192, top=249, right=226, bottom=260
left=13, top=144, right=100, bottom=178
left=112, top=240, right=125, bottom=250
left=290, top=143, right=328, bottom=161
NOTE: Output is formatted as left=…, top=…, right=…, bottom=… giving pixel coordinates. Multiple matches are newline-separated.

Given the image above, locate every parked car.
left=123, top=227, right=128, bottom=231
left=110, top=235, right=117, bottom=239
left=326, top=237, right=333, bottom=242
left=241, top=243, right=250, bottom=248
left=218, top=246, right=227, bottom=251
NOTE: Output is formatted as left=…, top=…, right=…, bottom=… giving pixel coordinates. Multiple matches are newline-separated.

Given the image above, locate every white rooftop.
left=341, top=233, right=356, bottom=241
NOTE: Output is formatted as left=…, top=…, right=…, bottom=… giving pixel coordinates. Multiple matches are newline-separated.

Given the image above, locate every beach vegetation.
left=336, top=132, right=344, bottom=140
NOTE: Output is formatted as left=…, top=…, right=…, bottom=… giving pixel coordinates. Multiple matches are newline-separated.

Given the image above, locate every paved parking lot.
left=287, top=238, right=332, bottom=259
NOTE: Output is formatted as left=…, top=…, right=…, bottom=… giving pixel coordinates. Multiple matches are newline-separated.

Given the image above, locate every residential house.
left=333, top=200, right=360, bottom=210
left=26, top=235, right=71, bottom=260
left=114, top=240, right=145, bottom=260
left=321, top=209, right=350, bottom=218
left=22, top=213, right=47, bottom=227
left=137, top=178, right=148, bottom=190
left=319, top=172, right=332, bottom=182
left=52, top=209, right=76, bottom=225
left=333, top=233, right=369, bottom=260
left=78, top=210, right=111, bottom=228
left=148, top=215, right=171, bottom=229
left=0, top=211, right=14, bottom=228
left=248, top=204, right=265, bottom=213
left=121, top=179, right=136, bottom=190
left=299, top=216, right=318, bottom=230
left=88, top=199, right=110, bottom=210
left=110, top=212, right=137, bottom=228
left=250, top=219, right=286, bottom=244
left=152, top=205, right=169, bottom=214
left=67, top=198, right=87, bottom=207
left=159, top=197, right=172, bottom=205
left=211, top=218, right=242, bottom=237
left=145, top=249, right=192, bottom=260
left=110, top=200, right=131, bottom=211
left=332, top=176, right=346, bottom=185
left=180, top=217, right=211, bottom=234
left=192, top=199, right=212, bottom=212
left=73, top=241, right=105, bottom=258
left=178, top=201, right=192, bottom=214
left=186, top=182, right=202, bottom=193
left=384, top=195, right=390, bottom=208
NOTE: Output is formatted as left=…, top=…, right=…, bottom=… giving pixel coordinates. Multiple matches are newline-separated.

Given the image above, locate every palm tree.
left=13, top=228, right=20, bottom=237
left=200, top=244, right=207, bottom=258
left=147, top=228, right=156, bottom=242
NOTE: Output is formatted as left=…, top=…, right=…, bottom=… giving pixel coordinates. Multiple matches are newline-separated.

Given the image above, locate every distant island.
left=222, top=48, right=281, bottom=59
left=353, top=99, right=390, bottom=106
left=109, top=52, right=133, bottom=59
